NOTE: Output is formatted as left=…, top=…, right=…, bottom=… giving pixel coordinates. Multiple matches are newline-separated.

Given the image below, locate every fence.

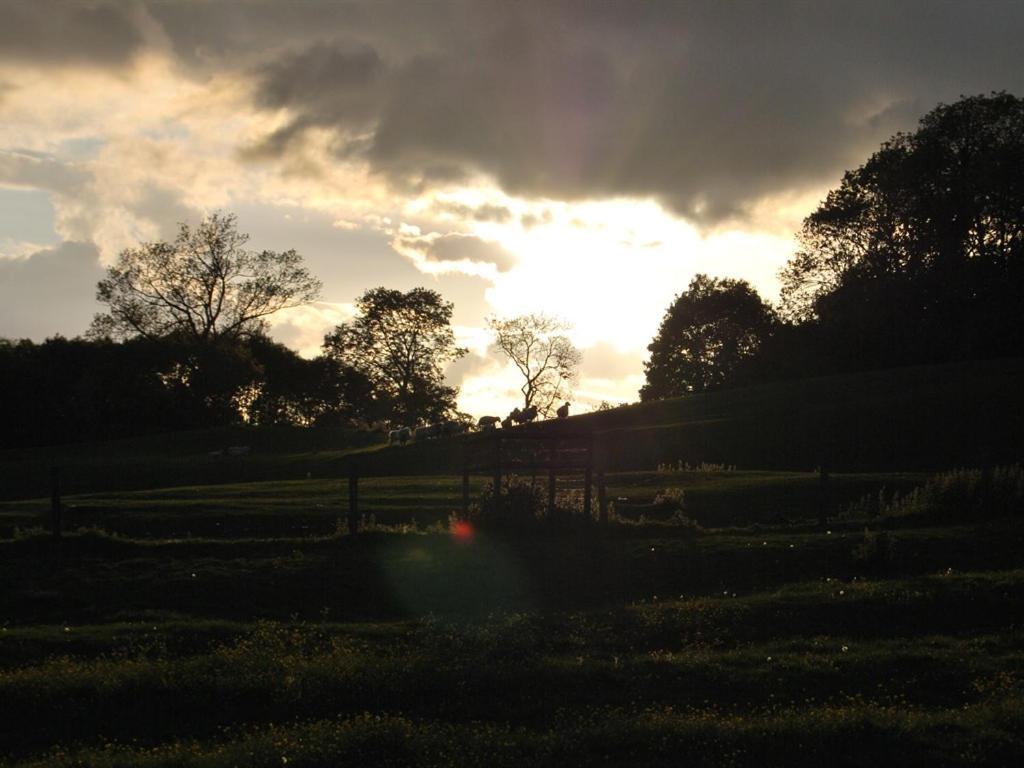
left=344, top=427, right=610, bottom=533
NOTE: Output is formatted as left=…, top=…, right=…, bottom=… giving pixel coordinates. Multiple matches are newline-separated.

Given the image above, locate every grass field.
left=1, top=467, right=1022, bottom=765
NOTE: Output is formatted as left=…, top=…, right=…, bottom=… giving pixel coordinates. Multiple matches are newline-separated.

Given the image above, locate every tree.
left=641, top=274, right=775, bottom=400
left=236, top=336, right=375, bottom=427
left=322, top=287, right=466, bottom=424
left=90, top=212, right=322, bottom=344
left=779, top=92, right=1024, bottom=365
left=487, top=314, right=581, bottom=416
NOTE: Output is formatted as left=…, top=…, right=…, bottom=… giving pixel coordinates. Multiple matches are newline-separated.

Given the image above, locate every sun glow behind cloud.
left=387, top=192, right=802, bottom=412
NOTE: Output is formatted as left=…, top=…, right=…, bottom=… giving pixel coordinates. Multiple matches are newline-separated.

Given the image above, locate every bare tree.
left=488, top=313, right=581, bottom=417
left=90, top=212, right=322, bottom=343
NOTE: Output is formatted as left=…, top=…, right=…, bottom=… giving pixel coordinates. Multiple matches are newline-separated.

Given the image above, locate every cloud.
left=244, top=43, right=384, bottom=159
left=432, top=200, right=512, bottom=223
left=5, top=1, right=1023, bottom=229
left=0, top=237, right=51, bottom=261
left=520, top=209, right=553, bottom=229
left=0, top=150, right=90, bottom=194
left=0, top=241, right=104, bottom=340
left=235, top=0, right=1024, bottom=225
left=394, top=232, right=517, bottom=273
left=268, top=301, right=355, bottom=358
left=9, top=154, right=200, bottom=265
left=445, top=349, right=495, bottom=388
left=578, top=342, right=645, bottom=382
left=0, top=2, right=145, bottom=68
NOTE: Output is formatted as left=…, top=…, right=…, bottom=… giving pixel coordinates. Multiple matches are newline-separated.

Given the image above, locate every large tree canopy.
left=322, top=287, right=466, bottom=425
left=91, top=212, right=322, bottom=344
left=641, top=274, right=776, bottom=400
left=780, top=92, right=1024, bottom=366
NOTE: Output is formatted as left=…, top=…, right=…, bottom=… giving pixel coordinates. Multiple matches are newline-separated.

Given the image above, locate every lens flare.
left=451, top=520, right=474, bottom=541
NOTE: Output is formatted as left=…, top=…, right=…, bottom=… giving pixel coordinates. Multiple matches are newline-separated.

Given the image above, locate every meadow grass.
left=1, top=390, right=1023, bottom=765
left=2, top=571, right=1022, bottom=763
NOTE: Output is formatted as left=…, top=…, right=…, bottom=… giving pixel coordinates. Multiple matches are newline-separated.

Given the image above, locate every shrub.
left=657, top=460, right=736, bottom=473
left=879, top=465, right=1024, bottom=522
left=468, top=475, right=599, bottom=534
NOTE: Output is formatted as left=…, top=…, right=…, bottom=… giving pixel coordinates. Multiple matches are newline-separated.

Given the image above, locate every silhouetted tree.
left=91, top=212, right=321, bottom=344
left=87, top=212, right=322, bottom=421
left=780, top=92, right=1024, bottom=367
left=488, top=314, right=580, bottom=416
left=322, top=288, right=466, bottom=424
left=641, top=274, right=776, bottom=400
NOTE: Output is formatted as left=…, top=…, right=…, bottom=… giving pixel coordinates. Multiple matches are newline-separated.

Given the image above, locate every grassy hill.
left=581, top=357, right=1024, bottom=472
left=2, top=358, right=1021, bottom=501
left=359, top=357, right=1024, bottom=477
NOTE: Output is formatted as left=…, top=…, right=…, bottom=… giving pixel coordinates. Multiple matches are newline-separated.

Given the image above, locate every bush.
left=879, top=465, right=1024, bottom=522
left=468, top=475, right=599, bottom=534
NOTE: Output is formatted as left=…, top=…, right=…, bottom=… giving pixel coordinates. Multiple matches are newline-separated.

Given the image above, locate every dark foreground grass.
left=16, top=700, right=1024, bottom=768
left=1, top=489, right=1022, bottom=765
left=2, top=582, right=1022, bottom=764
left=4, top=520, right=1024, bottom=624
left=1, top=549, right=1023, bottom=763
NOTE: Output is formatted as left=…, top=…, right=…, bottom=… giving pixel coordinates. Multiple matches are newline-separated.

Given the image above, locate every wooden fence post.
left=583, top=440, right=593, bottom=520
left=461, top=438, right=470, bottom=519
left=50, top=466, right=61, bottom=539
left=547, top=445, right=557, bottom=520
left=347, top=464, right=359, bottom=535
left=818, top=459, right=830, bottom=530
left=492, top=436, right=502, bottom=517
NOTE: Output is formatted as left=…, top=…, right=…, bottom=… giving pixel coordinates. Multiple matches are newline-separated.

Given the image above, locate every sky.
left=2, top=0, right=1024, bottom=417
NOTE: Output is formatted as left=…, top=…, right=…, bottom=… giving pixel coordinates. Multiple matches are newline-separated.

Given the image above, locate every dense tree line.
left=0, top=334, right=373, bottom=448
left=643, top=92, right=1024, bottom=399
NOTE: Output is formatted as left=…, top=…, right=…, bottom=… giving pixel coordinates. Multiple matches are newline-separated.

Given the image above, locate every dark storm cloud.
left=7, top=1, right=1024, bottom=225
left=226, top=0, right=1024, bottom=224
left=0, top=2, right=144, bottom=68
left=245, top=44, right=384, bottom=157
left=0, top=242, right=104, bottom=340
